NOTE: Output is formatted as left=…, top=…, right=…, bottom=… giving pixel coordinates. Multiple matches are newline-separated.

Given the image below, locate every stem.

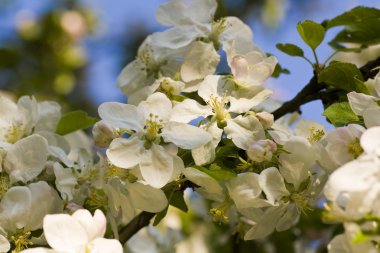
left=323, top=51, right=338, bottom=66
left=312, top=49, right=320, bottom=70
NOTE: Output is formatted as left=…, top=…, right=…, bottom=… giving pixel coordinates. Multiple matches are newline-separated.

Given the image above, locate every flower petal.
left=162, top=122, right=212, bottom=149
left=4, top=134, right=48, bottom=184
left=107, top=137, right=145, bottom=169
left=43, top=213, right=88, bottom=252
left=128, top=182, right=168, bottom=212
left=139, top=144, right=174, bottom=188
left=99, top=102, right=144, bottom=132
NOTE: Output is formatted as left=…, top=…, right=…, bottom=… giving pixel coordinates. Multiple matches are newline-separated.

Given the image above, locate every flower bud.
left=92, top=120, right=118, bottom=148
left=247, top=139, right=277, bottom=162
left=255, top=112, right=274, bottom=129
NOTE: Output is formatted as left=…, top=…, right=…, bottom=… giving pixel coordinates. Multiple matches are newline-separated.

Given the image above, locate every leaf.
left=56, top=110, right=98, bottom=135
left=272, top=63, right=290, bottom=78
left=296, top=20, right=325, bottom=50
left=195, top=164, right=236, bottom=181
left=276, top=43, right=304, bottom=57
left=318, top=61, right=368, bottom=93
left=170, top=191, right=188, bottom=212
left=323, top=102, right=360, bottom=127
left=327, top=7, right=380, bottom=49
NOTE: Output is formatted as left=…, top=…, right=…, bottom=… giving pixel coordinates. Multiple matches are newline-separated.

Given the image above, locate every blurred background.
left=0, top=0, right=379, bottom=252
left=1, top=0, right=379, bottom=119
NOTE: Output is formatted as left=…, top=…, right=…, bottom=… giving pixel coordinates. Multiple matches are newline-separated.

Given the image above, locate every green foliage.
left=318, top=62, right=368, bottom=93
left=56, top=110, right=98, bottom=135
left=153, top=183, right=188, bottom=225
left=296, top=20, right=325, bottom=50
left=272, top=63, right=290, bottom=78
left=195, top=164, right=237, bottom=181
left=323, top=102, right=360, bottom=127
left=276, top=43, right=304, bottom=57
left=327, top=7, right=380, bottom=50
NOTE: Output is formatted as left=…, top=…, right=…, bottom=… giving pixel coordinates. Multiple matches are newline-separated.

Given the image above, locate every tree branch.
left=272, top=56, right=380, bottom=120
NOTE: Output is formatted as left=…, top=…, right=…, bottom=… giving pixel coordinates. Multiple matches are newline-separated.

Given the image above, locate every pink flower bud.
left=255, top=112, right=274, bottom=129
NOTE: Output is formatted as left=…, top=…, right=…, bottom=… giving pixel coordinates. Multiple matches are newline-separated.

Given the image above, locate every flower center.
left=307, top=126, right=325, bottom=143
left=210, top=198, right=233, bottom=224
left=347, top=138, right=363, bottom=158
left=0, top=173, right=10, bottom=200
left=144, top=114, right=163, bottom=143
left=210, top=18, right=231, bottom=49
left=290, top=192, right=309, bottom=212
left=207, top=94, right=229, bottom=124
left=11, top=230, right=33, bottom=253
left=4, top=123, right=24, bottom=144
left=138, top=45, right=162, bottom=78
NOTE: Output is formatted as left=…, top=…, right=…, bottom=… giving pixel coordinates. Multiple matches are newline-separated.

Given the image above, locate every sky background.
left=1, top=0, right=379, bottom=127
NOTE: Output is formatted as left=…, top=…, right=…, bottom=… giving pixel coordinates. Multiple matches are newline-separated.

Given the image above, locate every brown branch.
left=117, top=57, right=380, bottom=244
left=272, top=56, right=380, bottom=120
left=119, top=211, right=155, bottom=243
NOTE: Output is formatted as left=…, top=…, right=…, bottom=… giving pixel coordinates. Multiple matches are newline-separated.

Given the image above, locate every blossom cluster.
left=0, top=0, right=379, bottom=252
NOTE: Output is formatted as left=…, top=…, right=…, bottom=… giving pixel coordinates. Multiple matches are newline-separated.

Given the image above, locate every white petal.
left=225, top=115, right=265, bottom=150
left=0, top=234, right=10, bottom=253
left=191, top=122, right=222, bottom=165
left=227, top=173, right=269, bottom=210
left=128, top=182, right=168, bottom=212
left=228, top=88, right=272, bottom=113
left=279, top=159, right=309, bottom=191
left=53, top=163, right=77, bottom=201
left=280, top=136, right=316, bottom=169
left=72, top=209, right=106, bottom=241
left=155, top=0, right=186, bottom=26
left=139, top=144, right=174, bottom=188
left=171, top=99, right=212, bottom=123
left=98, top=102, right=144, bottom=132
left=87, top=238, right=123, bottom=253
left=27, top=181, right=61, bottom=231
left=219, top=17, right=253, bottom=45
left=35, top=101, right=61, bottom=132
left=244, top=205, right=287, bottom=240
left=181, top=41, right=220, bottom=82
left=0, top=186, right=31, bottom=231
left=259, top=167, right=289, bottom=204
left=198, top=75, right=225, bottom=102
left=107, top=137, right=145, bottom=169
left=183, top=167, right=224, bottom=202
left=363, top=107, right=380, bottom=128
left=347, top=92, right=377, bottom=116
left=21, top=248, right=57, bottom=253
left=162, top=122, right=212, bottom=149
left=149, top=26, right=202, bottom=50
left=276, top=203, right=299, bottom=231
left=4, top=134, right=48, bottom=183
left=43, top=213, right=88, bottom=252
left=137, top=92, right=173, bottom=122
left=361, top=126, right=380, bottom=155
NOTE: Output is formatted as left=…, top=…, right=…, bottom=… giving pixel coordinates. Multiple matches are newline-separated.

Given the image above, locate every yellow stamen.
left=307, top=126, right=325, bottom=143
left=145, top=114, right=162, bottom=143
left=4, top=123, right=24, bottom=144
left=11, top=230, right=33, bottom=253
left=347, top=138, right=363, bottom=158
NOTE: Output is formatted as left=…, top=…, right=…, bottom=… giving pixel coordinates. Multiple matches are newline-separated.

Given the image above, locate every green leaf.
left=153, top=207, right=168, bottom=226
left=296, top=20, right=325, bottom=50
left=170, top=191, right=188, bottom=212
left=195, top=164, right=236, bottom=181
left=323, top=102, right=360, bottom=126
left=271, top=63, right=290, bottom=78
left=318, top=61, right=368, bottom=93
left=56, top=110, right=98, bottom=135
left=327, top=7, right=380, bottom=49
left=276, top=43, right=304, bottom=57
